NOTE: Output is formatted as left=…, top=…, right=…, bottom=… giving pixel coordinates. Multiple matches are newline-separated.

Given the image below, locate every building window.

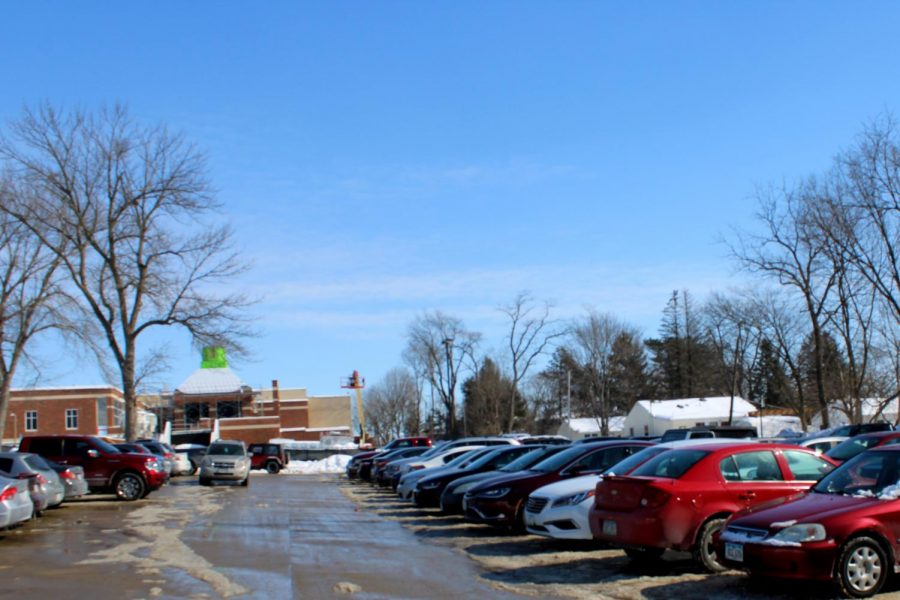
left=25, top=411, right=38, bottom=432
left=65, top=409, right=79, bottom=430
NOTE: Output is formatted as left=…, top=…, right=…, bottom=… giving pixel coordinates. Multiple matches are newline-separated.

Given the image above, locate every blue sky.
left=4, top=2, right=900, bottom=396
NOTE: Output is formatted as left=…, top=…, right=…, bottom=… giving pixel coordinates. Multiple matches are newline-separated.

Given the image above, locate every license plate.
left=602, top=519, right=617, bottom=536
left=725, top=542, right=744, bottom=562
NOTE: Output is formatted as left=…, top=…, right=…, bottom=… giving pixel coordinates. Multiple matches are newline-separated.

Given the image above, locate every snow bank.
left=281, top=454, right=353, bottom=475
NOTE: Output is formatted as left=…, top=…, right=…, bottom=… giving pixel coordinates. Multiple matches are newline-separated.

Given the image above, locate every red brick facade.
left=4, top=387, right=129, bottom=443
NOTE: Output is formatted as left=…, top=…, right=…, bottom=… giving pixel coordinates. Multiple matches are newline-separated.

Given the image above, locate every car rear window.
left=24, top=454, right=51, bottom=471
left=827, top=436, right=884, bottom=462
left=0, top=457, right=13, bottom=473
left=629, top=449, right=709, bottom=479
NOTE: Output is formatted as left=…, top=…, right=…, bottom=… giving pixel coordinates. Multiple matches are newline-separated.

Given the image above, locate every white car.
left=397, top=446, right=487, bottom=500
left=524, top=438, right=738, bottom=540
left=172, top=452, right=194, bottom=476
left=0, top=474, right=33, bottom=528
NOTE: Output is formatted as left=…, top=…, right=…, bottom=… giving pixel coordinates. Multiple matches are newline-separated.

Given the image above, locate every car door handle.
left=738, top=492, right=757, bottom=500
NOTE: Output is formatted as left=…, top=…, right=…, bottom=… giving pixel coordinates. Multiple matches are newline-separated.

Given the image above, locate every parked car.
left=825, top=431, right=900, bottom=464
left=247, top=443, right=289, bottom=474
left=440, top=445, right=569, bottom=514
left=465, top=440, right=653, bottom=530
left=398, top=447, right=490, bottom=500
left=174, top=444, right=207, bottom=475
left=198, top=440, right=251, bottom=487
left=0, top=474, right=33, bottom=528
left=346, top=450, right=380, bottom=480
left=114, top=443, right=170, bottom=481
left=718, top=444, right=900, bottom=597
left=46, top=461, right=89, bottom=500
left=0, top=452, right=65, bottom=511
left=380, top=436, right=432, bottom=451
left=19, top=434, right=167, bottom=501
left=372, top=447, right=431, bottom=486
left=136, top=440, right=178, bottom=475
left=806, top=422, right=894, bottom=440
left=414, top=445, right=540, bottom=507
left=795, top=435, right=849, bottom=455
left=588, top=441, right=838, bottom=571
left=525, top=439, right=736, bottom=541
left=170, top=451, right=194, bottom=476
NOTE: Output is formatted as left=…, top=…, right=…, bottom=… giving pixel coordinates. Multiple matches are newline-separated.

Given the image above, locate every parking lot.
left=9, top=472, right=900, bottom=599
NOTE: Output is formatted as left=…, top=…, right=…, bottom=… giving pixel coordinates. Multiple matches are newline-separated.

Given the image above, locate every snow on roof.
left=176, top=367, right=246, bottom=395
left=636, top=396, right=757, bottom=421
left=566, top=416, right=626, bottom=433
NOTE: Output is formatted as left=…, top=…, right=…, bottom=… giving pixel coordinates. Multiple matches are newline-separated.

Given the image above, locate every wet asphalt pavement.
left=0, top=473, right=530, bottom=599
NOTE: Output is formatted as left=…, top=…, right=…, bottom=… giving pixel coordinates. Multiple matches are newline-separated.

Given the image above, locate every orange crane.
left=341, top=370, right=366, bottom=445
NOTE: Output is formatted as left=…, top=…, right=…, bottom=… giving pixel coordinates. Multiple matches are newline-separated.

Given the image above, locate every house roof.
left=635, top=396, right=757, bottom=421
left=176, top=367, right=246, bottom=395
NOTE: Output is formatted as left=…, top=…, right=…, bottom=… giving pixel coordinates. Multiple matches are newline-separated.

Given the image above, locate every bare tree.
left=0, top=182, right=66, bottom=441
left=498, top=291, right=563, bottom=432
left=729, top=186, right=839, bottom=426
left=569, top=310, right=637, bottom=435
left=0, top=104, right=255, bottom=440
left=364, top=368, right=419, bottom=444
left=404, top=311, right=480, bottom=437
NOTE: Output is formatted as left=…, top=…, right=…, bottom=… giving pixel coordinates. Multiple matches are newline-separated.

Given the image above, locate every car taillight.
left=60, top=470, right=76, bottom=480
left=0, top=487, right=16, bottom=501
left=35, top=473, right=48, bottom=485
left=640, top=486, right=670, bottom=509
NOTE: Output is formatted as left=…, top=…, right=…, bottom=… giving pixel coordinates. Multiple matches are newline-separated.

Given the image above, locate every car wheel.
left=114, top=473, right=146, bottom=502
left=199, top=477, right=211, bottom=487
left=265, top=461, right=280, bottom=474
left=836, top=536, right=889, bottom=598
left=693, top=517, right=728, bottom=572
left=241, top=476, right=249, bottom=487
left=189, top=461, right=198, bottom=476
left=624, top=547, right=665, bottom=564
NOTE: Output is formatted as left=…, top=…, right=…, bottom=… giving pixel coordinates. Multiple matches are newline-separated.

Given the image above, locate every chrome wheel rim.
left=846, top=546, right=882, bottom=593
left=117, top=476, right=141, bottom=500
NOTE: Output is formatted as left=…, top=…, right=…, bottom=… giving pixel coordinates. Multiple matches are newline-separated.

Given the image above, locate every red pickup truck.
left=19, top=434, right=167, bottom=501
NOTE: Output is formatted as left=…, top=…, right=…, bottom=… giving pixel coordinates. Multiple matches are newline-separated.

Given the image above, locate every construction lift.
left=341, top=370, right=366, bottom=446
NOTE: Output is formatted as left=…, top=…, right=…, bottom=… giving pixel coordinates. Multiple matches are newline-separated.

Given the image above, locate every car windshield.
left=91, top=437, right=121, bottom=454
left=445, top=449, right=481, bottom=467
left=826, top=436, right=884, bottom=462
left=604, top=446, right=668, bottom=476
left=208, top=443, right=244, bottom=456
left=813, top=450, right=900, bottom=497
left=456, top=448, right=494, bottom=468
left=629, top=449, right=710, bottom=479
left=530, top=445, right=602, bottom=473
left=499, top=447, right=548, bottom=472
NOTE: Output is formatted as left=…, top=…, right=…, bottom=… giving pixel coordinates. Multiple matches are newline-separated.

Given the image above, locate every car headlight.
left=478, top=487, right=511, bottom=498
left=420, top=480, right=442, bottom=490
left=552, top=489, right=595, bottom=508
left=770, top=523, right=826, bottom=543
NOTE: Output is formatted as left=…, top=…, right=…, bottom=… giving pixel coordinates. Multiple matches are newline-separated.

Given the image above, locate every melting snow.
left=281, top=454, right=353, bottom=475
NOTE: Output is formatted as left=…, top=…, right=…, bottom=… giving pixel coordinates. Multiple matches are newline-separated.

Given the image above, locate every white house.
left=623, top=396, right=757, bottom=437
left=556, top=416, right=626, bottom=440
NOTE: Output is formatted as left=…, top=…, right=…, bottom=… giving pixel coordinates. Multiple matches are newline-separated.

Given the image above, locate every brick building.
left=2, top=386, right=157, bottom=445
left=167, top=348, right=353, bottom=445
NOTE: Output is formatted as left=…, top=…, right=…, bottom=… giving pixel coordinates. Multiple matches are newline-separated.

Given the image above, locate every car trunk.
left=595, top=475, right=662, bottom=511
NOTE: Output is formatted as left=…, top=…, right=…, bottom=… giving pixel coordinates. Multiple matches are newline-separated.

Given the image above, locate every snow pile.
left=282, top=454, right=353, bottom=475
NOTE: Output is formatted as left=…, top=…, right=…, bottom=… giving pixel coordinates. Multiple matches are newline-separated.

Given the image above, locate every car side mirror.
left=87, top=449, right=100, bottom=458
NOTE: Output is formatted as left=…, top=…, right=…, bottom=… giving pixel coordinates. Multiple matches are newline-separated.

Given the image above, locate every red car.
left=464, top=440, right=653, bottom=530
left=718, top=445, right=900, bottom=598
left=588, top=441, right=837, bottom=571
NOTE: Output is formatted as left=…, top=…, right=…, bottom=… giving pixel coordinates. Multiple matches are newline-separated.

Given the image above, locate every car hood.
left=529, top=474, right=602, bottom=499
left=729, top=491, right=881, bottom=529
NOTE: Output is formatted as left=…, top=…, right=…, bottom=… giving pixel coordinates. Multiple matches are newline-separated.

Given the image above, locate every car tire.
left=114, top=473, right=146, bottom=502
left=189, top=461, right=198, bottom=476
left=693, top=517, right=728, bottom=572
left=199, top=477, right=211, bottom=487
left=836, top=536, right=889, bottom=598
left=240, top=476, right=249, bottom=487
left=265, top=461, right=280, bottom=474
left=625, top=547, right=665, bottom=564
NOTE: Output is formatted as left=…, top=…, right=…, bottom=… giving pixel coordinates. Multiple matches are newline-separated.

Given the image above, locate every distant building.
left=3, top=386, right=157, bottom=445
left=623, top=396, right=757, bottom=437
left=556, top=416, right=626, bottom=440
left=164, top=347, right=353, bottom=445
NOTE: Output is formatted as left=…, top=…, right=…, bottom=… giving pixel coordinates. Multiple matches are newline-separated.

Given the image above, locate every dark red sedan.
left=718, top=445, right=900, bottom=598
left=464, top=440, right=652, bottom=530
left=588, top=441, right=837, bottom=571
